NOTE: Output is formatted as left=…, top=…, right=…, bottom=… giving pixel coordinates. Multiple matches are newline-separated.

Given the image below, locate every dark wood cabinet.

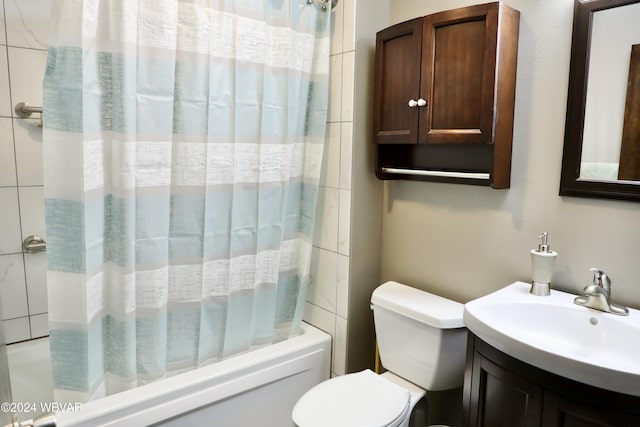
left=467, top=348, right=542, bottom=427
left=463, top=333, right=640, bottom=427
left=373, top=2, right=520, bottom=188
left=542, top=392, right=640, bottom=427
left=373, top=17, right=423, bottom=145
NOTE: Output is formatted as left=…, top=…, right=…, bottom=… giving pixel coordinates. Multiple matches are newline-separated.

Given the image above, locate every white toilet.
left=292, top=281, right=468, bottom=427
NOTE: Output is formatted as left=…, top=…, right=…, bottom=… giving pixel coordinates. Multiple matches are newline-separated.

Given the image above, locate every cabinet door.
left=419, top=3, right=498, bottom=145
left=542, top=391, right=640, bottom=427
left=373, top=18, right=423, bottom=144
left=467, top=352, right=542, bottom=427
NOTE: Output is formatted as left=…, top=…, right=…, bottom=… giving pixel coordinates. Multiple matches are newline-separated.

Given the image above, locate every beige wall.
left=382, top=0, right=640, bottom=308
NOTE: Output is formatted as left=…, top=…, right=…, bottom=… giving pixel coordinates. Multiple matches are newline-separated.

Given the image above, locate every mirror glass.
left=561, top=0, right=640, bottom=201
left=580, top=2, right=640, bottom=181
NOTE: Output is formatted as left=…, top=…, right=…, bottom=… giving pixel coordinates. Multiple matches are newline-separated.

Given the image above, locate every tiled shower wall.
left=0, top=0, right=359, bottom=379
left=303, top=0, right=356, bottom=377
left=0, top=0, right=51, bottom=344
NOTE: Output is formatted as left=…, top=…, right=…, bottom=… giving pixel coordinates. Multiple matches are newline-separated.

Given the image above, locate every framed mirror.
left=560, top=0, right=640, bottom=202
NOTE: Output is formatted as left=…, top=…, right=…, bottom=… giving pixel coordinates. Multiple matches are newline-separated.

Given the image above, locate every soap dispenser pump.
left=530, top=232, right=557, bottom=296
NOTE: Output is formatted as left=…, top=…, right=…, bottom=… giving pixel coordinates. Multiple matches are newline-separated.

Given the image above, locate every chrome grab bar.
left=14, top=102, right=43, bottom=118
left=23, top=235, right=46, bottom=253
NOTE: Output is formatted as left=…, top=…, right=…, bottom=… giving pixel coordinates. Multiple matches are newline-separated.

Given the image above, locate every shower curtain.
left=43, top=0, right=330, bottom=402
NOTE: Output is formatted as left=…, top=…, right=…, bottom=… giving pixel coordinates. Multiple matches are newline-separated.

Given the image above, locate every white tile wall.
left=333, top=316, right=347, bottom=375
left=338, top=189, right=351, bottom=256
left=0, top=1, right=5, bottom=46
left=4, top=0, right=52, bottom=49
left=308, top=247, right=338, bottom=313
left=29, top=313, right=48, bottom=338
left=330, top=0, right=344, bottom=55
left=328, top=54, right=343, bottom=123
left=0, top=118, right=16, bottom=186
left=340, top=122, right=353, bottom=191
left=304, top=0, right=356, bottom=377
left=336, top=254, right=349, bottom=318
left=341, top=51, right=355, bottom=122
left=313, top=186, right=340, bottom=252
left=24, top=253, right=47, bottom=314
left=14, top=118, right=44, bottom=186
left=1, top=0, right=49, bottom=344
left=342, top=0, right=356, bottom=52
left=18, top=187, right=46, bottom=239
left=0, top=254, right=27, bottom=319
left=7, top=48, right=47, bottom=110
left=0, top=47, right=10, bottom=117
left=3, top=317, right=29, bottom=344
left=0, top=187, right=22, bottom=254
left=320, top=122, right=341, bottom=189
left=0, top=0, right=360, bottom=357
left=303, top=301, right=336, bottom=339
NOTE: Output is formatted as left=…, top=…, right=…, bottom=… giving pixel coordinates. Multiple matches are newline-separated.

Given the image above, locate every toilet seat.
left=292, top=369, right=410, bottom=427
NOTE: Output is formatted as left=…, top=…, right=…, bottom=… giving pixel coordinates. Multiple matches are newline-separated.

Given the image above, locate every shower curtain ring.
left=307, top=0, right=338, bottom=10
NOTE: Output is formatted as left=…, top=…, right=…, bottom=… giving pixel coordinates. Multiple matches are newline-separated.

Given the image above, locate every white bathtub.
left=7, top=322, right=331, bottom=426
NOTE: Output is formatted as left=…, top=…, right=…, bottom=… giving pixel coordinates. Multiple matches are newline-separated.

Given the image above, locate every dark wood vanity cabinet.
left=373, top=3, right=519, bottom=188
left=463, top=333, right=640, bottom=427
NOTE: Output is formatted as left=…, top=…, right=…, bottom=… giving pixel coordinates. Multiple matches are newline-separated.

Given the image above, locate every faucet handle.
left=589, top=267, right=611, bottom=290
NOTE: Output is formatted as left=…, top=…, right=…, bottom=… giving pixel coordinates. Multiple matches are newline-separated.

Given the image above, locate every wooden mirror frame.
left=560, top=0, right=640, bottom=202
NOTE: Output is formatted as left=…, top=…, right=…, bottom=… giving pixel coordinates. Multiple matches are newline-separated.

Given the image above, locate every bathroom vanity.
left=462, top=282, right=640, bottom=426
left=462, top=333, right=640, bottom=426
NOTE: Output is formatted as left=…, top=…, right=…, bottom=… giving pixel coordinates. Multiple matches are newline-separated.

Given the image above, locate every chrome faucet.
left=574, top=268, right=629, bottom=316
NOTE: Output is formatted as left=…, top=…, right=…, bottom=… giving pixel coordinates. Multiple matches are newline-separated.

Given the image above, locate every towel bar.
left=380, top=167, right=490, bottom=180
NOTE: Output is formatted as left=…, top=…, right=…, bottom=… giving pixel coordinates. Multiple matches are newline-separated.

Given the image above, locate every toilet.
left=292, top=281, right=468, bottom=427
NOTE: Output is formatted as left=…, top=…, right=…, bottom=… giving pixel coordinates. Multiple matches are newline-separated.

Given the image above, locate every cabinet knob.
left=417, top=98, right=427, bottom=107
left=408, top=99, right=418, bottom=107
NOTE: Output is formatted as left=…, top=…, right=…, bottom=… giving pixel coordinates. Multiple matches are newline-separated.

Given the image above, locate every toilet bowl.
left=292, top=281, right=467, bottom=427
left=292, top=370, right=415, bottom=427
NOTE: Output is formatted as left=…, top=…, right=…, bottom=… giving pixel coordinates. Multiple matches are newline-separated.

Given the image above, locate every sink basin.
left=463, top=281, right=640, bottom=397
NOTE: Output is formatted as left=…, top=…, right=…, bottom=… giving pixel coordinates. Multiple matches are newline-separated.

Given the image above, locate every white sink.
left=463, top=281, right=640, bottom=397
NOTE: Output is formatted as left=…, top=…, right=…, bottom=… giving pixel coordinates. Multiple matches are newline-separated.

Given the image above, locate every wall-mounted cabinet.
left=373, top=2, right=520, bottom=188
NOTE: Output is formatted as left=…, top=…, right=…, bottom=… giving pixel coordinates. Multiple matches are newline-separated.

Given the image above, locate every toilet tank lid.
left=371, top=281, right=465, bottom=329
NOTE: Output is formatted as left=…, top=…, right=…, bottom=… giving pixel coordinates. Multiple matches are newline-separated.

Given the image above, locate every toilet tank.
left=371, top=281, right=467, bottom=391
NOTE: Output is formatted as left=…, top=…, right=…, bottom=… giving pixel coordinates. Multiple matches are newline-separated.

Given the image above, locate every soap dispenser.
left=530, top=232, right=557, bottom=296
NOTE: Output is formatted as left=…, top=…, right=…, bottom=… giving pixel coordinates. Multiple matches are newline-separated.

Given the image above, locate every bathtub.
left=7, top=322, right=331, bottom=426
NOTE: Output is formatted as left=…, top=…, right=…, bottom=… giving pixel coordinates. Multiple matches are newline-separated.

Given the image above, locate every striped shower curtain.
left=43, top=0, right=330, bottom=402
